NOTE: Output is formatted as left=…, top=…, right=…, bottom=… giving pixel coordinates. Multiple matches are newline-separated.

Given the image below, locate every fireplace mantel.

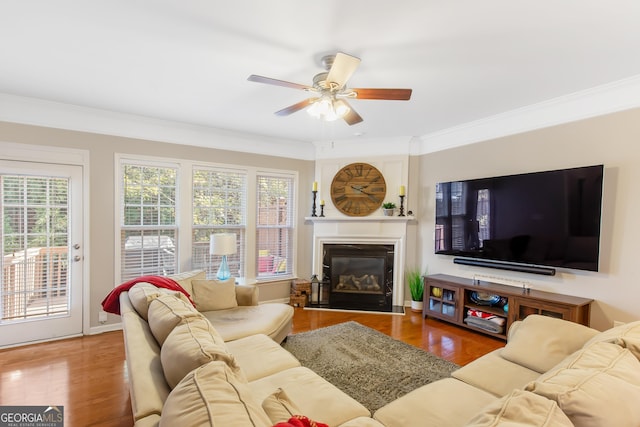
left=305, top=216, right=415, bottom=223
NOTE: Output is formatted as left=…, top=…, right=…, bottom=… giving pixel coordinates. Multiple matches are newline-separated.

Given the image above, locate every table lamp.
left=209, top=233, right=237, bottom=280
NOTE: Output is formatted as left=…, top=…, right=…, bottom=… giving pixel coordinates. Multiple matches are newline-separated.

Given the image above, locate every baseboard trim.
left=88, top=322, right=123, bottom=335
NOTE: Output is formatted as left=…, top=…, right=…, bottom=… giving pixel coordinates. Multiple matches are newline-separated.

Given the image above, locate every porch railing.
left=1, top=246, right=68, bottom=321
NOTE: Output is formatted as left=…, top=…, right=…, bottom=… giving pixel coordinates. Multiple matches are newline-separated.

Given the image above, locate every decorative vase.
left=383, top=208, right=394, bottom=216
left=410, top=300, right=423, bottom=312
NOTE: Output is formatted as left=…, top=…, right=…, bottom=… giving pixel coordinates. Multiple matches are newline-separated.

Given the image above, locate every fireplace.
left=322, top=244, right=394, bottom=311
left=310, top=216, right=409, bottom=313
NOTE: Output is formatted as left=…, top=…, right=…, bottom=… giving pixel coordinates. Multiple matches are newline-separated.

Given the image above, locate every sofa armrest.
left=235, top=285, right=259, bottom=306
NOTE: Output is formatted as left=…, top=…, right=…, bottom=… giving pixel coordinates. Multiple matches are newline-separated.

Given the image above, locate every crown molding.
left=0, top=93, right=315, bottom=160
left=2, top=73, right=640, bottom=160
left=312, top=136, right=422, bottom=159
left=417, top=74, right=640, bottom=154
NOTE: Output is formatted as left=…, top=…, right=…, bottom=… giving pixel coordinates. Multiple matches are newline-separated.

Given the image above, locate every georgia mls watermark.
left=0, top=406, right=63, bottom=427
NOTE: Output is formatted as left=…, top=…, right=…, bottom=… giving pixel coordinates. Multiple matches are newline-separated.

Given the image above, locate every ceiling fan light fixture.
left=307, top=96, right=349, bottom=122
left=334, top=99, right=350, bottom=117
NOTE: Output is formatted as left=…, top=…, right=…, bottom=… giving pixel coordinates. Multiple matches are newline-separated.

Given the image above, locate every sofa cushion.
left=167, top=269, right=205, bottom=296
left=191, top=278, right=238, bottom=311
left=128, top=282, right=191, bottom=321
left=160, top=317, right=241, bottom=388
left=159, top=361, right=271, bottom=427
left=225, top=333, right=301, bottom=381
left=262, top=388, right=301, bottom=424
left=464, top=389, right=573, bottom=426
left=250, top=366, right=370, bottom=427
left=525, top=343, right=640, bottom=427
left=551, top=341, right=640, bottom=386
left=583, top=320, right=640, bottom=360
left=338, top=418, right=386, bottom=427
left=451, top=349, right=541, bottom=397
left=202, top=303, right=294, bottom=343
left=147, top=293, right=204, bottom=345
left=373, top=378, right=497, bottom=427
left=501, top=315, right=599, bottom=373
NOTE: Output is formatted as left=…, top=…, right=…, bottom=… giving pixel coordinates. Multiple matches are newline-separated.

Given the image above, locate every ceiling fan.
left=247, top=52, right=412, bottom=125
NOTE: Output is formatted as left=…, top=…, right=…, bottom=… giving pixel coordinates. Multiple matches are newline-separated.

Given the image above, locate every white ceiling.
left=2, top=1, right=640, bottom=153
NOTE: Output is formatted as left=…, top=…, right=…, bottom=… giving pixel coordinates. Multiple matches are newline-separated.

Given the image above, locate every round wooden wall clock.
left=330, top=162, right=387, bottom=216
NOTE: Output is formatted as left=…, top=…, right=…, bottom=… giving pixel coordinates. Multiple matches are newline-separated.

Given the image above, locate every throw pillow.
left=167, top=269, right=206, bottom=296
left=549, top=341, right=640, bottom=386
left=159, top=361, right=272, bottom=427
left=161, top=317, right=241, bottom=389
left=262, top=388, right=301, bottom=424
left=191, top=278, right=238, bottom=311
left=583, top=320, right=640, bottom=361
left=272, top=416, right=328, bottom=427
left=128, top=283, right=192, bottom=320
left=525, top=367, right=640, bottom=426
left=147, top=293, right=204, bottom=345
left=128, top=282, right=161, bottom=320
left=465, top=389, right=573, bottom=426
left=501, top=314, right=599, bottom=373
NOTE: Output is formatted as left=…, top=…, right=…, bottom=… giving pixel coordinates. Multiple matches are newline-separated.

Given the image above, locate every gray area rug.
left=282, top=321, right=459, bottom=412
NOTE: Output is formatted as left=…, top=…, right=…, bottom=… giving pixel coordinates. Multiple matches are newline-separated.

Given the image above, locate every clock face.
left=330, top=163, right=387, bottom=216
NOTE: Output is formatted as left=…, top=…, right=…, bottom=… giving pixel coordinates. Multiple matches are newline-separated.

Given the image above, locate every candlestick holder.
left=311, top=190, right=318, bottom=217
left=319, top=204, right=325, bottom=217
left=399, top=195, right=406, bottom=216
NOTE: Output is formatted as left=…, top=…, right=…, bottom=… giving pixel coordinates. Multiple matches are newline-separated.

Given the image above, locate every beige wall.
left=0, top=121, right=315, bottom=330
left=415, top=108, right=640, bottom=330
left=3, top=107, right=639, bottom=334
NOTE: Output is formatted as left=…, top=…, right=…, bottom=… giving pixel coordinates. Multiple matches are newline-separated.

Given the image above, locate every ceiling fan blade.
left=248, top=74, right=313, bottom=91
left=326, top=52, right=361, bottom=90
left=340, top=100, right=363, bottom=126
left=275, top=98, right=318, bottom=116
left=350, top=88, right=412, bottom=100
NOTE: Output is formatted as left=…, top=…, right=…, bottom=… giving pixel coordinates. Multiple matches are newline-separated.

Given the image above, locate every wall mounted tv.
left=435, top=164, right=604, bottom=274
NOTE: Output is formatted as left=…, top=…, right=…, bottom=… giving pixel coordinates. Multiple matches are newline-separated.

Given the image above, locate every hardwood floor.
left=0, top=308, right=503, bottom=426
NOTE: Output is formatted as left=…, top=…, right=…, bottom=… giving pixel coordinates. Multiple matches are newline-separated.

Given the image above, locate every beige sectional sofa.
left=119, top=270, right=640, bottom=426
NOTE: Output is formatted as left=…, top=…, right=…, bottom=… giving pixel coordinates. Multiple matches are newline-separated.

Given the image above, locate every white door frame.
left=0, top=141, right=90, bottom=346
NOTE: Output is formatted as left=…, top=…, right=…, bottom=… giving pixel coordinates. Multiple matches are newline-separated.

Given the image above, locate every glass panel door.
left=1, top=161, right=83, bottom=347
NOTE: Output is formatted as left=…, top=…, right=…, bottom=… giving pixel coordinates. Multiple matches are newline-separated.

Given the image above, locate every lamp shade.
left=209, top=233, right=237, bottom=256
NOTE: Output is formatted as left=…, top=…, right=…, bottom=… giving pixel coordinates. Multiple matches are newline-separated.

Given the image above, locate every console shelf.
left=423, top=274, right=593, bottom=340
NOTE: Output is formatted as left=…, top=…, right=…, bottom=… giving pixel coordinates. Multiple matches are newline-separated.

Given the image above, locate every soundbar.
left=453, top=257, right=556, bottom=276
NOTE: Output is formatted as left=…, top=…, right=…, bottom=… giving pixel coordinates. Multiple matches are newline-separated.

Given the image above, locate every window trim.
left=255, top=170, right=297, bottom=282
left=114, top=153, right=298, bottom=284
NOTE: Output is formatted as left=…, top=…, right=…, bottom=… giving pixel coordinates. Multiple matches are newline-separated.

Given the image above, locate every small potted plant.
left=406, top=269, right=425, bottom=312
left=382, top=202, right=396, bottom=216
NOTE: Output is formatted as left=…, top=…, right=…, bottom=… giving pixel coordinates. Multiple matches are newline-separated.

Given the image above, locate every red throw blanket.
left=101, top=275, right=194, bottom=315
left=273, top=416, right=328, bottom=427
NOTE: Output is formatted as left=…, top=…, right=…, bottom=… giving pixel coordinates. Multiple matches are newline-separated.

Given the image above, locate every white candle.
left=399, top=185, right=406, bottom=196
left=320, top=199, right=325, bottom=206
left=312, top=181, right=318, bottom=191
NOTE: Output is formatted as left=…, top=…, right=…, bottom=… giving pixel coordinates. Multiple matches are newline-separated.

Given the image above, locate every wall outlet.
left=99, top=311, right=108, bottom=324
left=613, top=320, right=625, bottom=328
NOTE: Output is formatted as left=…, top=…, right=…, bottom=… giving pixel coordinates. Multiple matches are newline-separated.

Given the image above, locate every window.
left=192, top=167, right=246, bottom=279
left=1, top=174, right=70, bottom=321
left=119, top=162, right=178, bottom=281
left=256, top=173, right=294, bottom=278
left=116, top=155, right=297, bottom=284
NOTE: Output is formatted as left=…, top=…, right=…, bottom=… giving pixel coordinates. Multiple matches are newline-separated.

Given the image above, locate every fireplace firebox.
left=322, top=243, right=394, bottom=311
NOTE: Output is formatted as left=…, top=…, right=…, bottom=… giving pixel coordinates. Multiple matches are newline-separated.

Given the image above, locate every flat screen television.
left=435, top=164, right=604, bottom=273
